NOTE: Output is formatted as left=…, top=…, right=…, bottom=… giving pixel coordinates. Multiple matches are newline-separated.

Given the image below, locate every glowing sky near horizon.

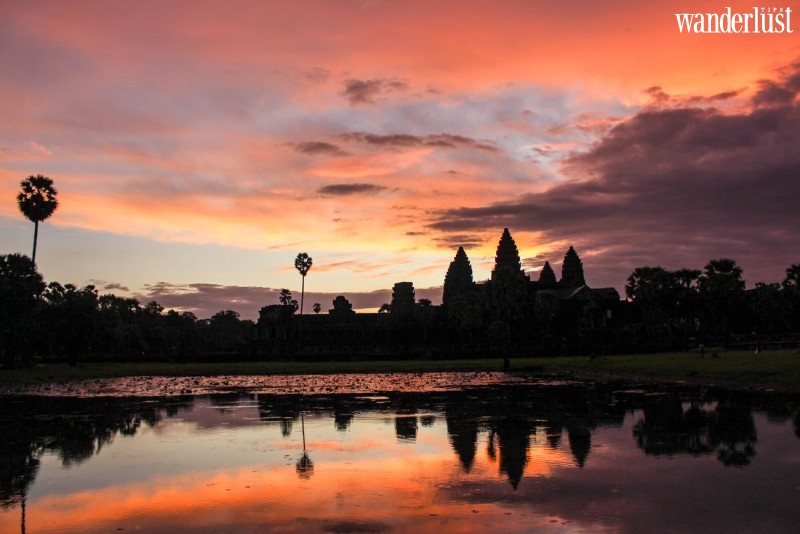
left=2, top=0, right=798, bottom=318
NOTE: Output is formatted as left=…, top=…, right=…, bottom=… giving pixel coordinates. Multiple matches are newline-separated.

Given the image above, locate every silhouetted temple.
left=491, top=228, right=526, bottom=284
left=444, top=228, right=619, bottom=332
left=256, top=228, right=621, bottom=359
left=561, top=246, right=586, bottom=288
left=538, top=261, right=557, bottom=288
left=442, top=246, right=473, bottom=308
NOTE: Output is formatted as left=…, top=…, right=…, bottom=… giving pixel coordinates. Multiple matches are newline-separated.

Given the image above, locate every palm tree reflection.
left=295, top=413, right=314, bottom=479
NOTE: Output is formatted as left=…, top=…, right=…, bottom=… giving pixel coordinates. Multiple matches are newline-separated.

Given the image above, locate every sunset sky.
left=2, top=0, right=798, bottom=318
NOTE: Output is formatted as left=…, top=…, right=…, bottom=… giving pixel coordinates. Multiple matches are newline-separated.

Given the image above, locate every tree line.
left=624, top=258, right=800, bottom=347
left=0, top=253, right=254, bottom=368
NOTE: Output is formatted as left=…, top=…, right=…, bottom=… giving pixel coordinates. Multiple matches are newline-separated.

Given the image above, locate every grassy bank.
left=1, top=349, right=798, bottom=392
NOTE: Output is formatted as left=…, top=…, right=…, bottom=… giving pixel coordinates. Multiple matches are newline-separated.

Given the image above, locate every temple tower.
left=391, top=281, right=416, bottom=318
left=560, top=246, right=586, bottom=288
left=491, top=228, right=526, bottom=283
left=443, top=246, right=474, bottom=307
left=538, top=261, right=558, bottom=288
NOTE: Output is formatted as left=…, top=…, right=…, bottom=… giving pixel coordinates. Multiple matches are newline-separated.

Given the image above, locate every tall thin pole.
left=31, top=221, right=39, bottom=265
left=300, top=276, right=305, bottom=315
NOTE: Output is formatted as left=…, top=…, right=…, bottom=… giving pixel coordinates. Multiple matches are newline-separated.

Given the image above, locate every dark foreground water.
left=1, top=374, right=799, bottom=533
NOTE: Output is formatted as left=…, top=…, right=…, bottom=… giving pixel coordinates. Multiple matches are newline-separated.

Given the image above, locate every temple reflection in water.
left=2, top=381, right=799, bottom=532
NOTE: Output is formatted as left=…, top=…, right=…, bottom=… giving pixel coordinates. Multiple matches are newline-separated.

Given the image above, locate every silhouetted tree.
left=329, top=296, right=355, bottom=316
left=783, top=264, right=800, bottom=289
left=782, top=264, right=800, bottom=332
left=294, top=253, right=313, bottom=315
left=208, top=310, right=247, bottom=351
left=139, top=301, right=169, bottom=354
left=17, top=175, right=58, bottom=265
left=279, top=289, right=293, bottom=306
left=162, top=309, right=200, bottom=358
left=626, top=266, right=677, bottom=341
left=312, top=302, right=321, bottom=314
left=626, top=266, right=675, bottom=303
left=673, top=268, right=701, bottom=290
left=41, top=283, right=99, bottom=366
left=672, top=268, right=701, bottom=343
left=698, top=258, right=746, bottom=337
left=96, top=294, right=146, bottom=355
left=748, top=283, right=792, bottom=334
left=0, top=254, right=45, bottom=368
left=699, top=258, right=745, bottom=293
left=378, top=303, right=392, bottom=314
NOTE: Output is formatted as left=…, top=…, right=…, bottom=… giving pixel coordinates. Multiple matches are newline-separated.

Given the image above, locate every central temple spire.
left=491, top=228, right=524, bottom=283
left=560, top=246, right=586, bottom=288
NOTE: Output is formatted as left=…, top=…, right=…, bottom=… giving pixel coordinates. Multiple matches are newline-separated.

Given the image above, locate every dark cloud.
left=339, top=132, right=498, bottom=152
left=135, top=283, right=276, bottom=320
left=302, top=67, right=330, bottom=84
left=136, top=282, right=443, bottom=320
left=293, top=141, right=346, bottom=156
left=341, top=77, right=409, bottom=105
left=317, top=183, right=388, bottom=196
left=646, top=85, right=744, bottom=107
left=90, top=280, right=130, bottom=292
left=429, top=60, right=800, bottom=290
left=521, top=255, right=552, bottom=270
left=432, top=234, right=485, bottom=249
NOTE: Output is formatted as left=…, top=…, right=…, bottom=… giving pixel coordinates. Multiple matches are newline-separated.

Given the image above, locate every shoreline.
left=1, top=349, right=798, bottom=395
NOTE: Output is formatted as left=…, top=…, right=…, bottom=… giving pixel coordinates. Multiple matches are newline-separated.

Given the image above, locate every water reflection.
left=632, top=391, right=762, bottom=466
left=1, top=380, right=799, bottom=532
left=296, top=413, right=314, bottom=479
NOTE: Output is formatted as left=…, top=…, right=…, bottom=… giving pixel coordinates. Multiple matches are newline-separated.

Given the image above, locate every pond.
left=1, top=373, right=799, bottom=533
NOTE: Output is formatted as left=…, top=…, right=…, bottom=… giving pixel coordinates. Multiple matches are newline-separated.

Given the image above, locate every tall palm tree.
left=699, top=258, right=744, bottom=292
left=17, top=175, right=58, bottom=265
left=294, top=252, right=313, bottom=315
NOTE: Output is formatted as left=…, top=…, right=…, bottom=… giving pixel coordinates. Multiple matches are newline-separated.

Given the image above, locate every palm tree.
left=698, top=258, right=745, bottom=336
left=699, top=258, right=744, bottom=292
left=312, top=303, right=321, bottom=314
left=279, top=289, right=293, bottom=305
left=17, top=175, right=58, bottom=265
left=294, top=253, right=313, bottom=315
left=783, top=264, right=800, bottom=289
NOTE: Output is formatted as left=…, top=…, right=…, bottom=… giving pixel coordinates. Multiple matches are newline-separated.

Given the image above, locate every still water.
left=1, top=374, right=799, bottom=533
